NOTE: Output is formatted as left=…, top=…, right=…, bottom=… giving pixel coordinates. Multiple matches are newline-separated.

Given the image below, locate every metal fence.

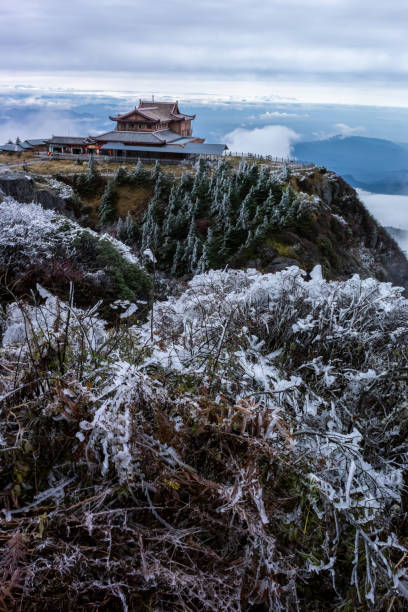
left=36, top=151, right=315, bottom=169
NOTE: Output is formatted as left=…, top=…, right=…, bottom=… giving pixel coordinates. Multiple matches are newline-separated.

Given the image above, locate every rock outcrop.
left=0, top=173, right=76, bottom=218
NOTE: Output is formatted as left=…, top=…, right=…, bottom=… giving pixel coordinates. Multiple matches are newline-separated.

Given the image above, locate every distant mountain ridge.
left=294, top=135, right=408, bottom=194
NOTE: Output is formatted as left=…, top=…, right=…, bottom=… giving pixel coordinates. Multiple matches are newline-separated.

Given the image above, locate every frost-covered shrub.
left=135, top=265, right=408, bottom=606
left=0, top=198, right=151, bottom=314
left=0, top=266, right=407, bottom=610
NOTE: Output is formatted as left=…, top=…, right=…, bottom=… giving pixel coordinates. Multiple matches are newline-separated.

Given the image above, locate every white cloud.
left=224, top=125, right=300, bottom=157
left=259, top=111, right=307, bottom=120
left=2, top=1, right=408, bottom=108
left=0, top=112, right=84, bottom=144
left=333, top=123, right=365, bottom=138
left=357, top=189, right=408, bottom=230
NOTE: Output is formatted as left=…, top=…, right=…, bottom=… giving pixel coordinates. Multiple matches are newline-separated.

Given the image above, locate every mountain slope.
left=1, top=160, right=408, bottom=610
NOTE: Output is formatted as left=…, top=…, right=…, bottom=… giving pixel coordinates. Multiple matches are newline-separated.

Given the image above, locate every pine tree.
left=237, top=196, right=250, bottom=230
left=270, top=187, right=292, bottom=229
left=171, top=241, right=183, bottom=275
left=254, top=223, right=266, bottom=241
left=254, top=165, right=271, bottom=204
left=279, top=187, right=292, bottom=212
left=244, top=229, right=254, bottom=248
left=262, top=214, right=270, bottom=231
left=114, top=166, right=128, bottom=185
left=179, top=171, right=194, bottom=192
left=183, top=217, right=196, bottom=261
left=263, top=190, right=276, bottom=221
left=151, top=160, right=162, bottom=182
left=220, top=191, right=233, bottom=217
left=153, top=171, right=170, bottom=201
left=131, top=160, right=150, bottom=185
left=191, top=237, right=202, bottom=273
left=98, top=181, right=118, bottom=225
left=151, top=220, right=161, bottom=251
left=141, top=199, right=158, bottom=251
left=253, top=205, right=263, bottom=227
left=196, top=242, right=209, bottom=274
left=87, top=156, right=98, bottom=179
left=77, top=155, right=101, bottom=197
left=280, top=164, right=291, bottom=182
left=284, top=196, right=300, bottom=226
left=191, top=159, right=211, bottom=215
left=117, top=214, right=137, bottom=245
left=117, top=216, right=125, bottom=241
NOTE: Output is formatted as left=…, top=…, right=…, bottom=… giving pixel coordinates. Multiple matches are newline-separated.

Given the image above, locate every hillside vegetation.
left=63, top=158, right=408, bottom=289
left=0, top=158, right=408, bottom=610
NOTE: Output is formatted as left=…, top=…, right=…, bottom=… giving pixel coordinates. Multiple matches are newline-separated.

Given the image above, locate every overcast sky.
left=1, top=0, right=408, bottom=106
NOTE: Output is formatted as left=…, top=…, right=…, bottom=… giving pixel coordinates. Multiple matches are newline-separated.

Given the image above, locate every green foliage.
left=70, top=192, right=84, bottom=217
left=151, top=159, right=162, bottom=182
left=98, top=181, right=118, bottom=225
left=71, top=230, right=152, bottom=308
left=75, top=157, right=103, bottom=197
left=117, top=213, right=138, bottom=245
left=130, top=159, right=151, bottom=186
left=114, top=165, right=128, bottom=185
left=140, top=158, right=290, bottom=276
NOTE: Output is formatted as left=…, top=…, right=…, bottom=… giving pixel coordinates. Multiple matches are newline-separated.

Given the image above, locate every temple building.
left=46, top=136, right=89, bottom=155
left=92, top=99, right=205, bottom=151
left=91, top=99, right=226, bottom=161
left=110, top=100, right=198, bottom=136
left=1, top=98, right=227, bottom=162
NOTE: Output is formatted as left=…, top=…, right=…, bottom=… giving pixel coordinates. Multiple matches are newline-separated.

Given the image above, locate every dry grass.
left=23, top=158, right=193, bottom=177
left=0, top=152, right=36, bottom=164
left=83, top=184, right=153, bottom=225
left=115, top=184, right=153, bottom=219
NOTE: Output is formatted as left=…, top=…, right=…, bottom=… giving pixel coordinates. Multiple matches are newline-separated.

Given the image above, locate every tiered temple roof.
left=109, top=100, right=195, bottom=125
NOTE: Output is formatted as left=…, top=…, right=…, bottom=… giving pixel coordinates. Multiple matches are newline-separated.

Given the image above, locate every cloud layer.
left=1, top=1, right=408, bottom=105
left=225, top=125, right=300, bottom=158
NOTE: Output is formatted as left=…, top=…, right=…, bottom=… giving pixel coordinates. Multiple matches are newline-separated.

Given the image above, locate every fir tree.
left=183, top=217, right=196, bottom=261
left=117, top=216, right=125, bottom=240
left=117, top=213, right=137, bottom=245
left=244, top=229, right=254, bottom=248
left=284, top=196, right=300, bottom=226
left=131, top=160, right=150, bottom=185
left=263, top=190, right=277, bottom=220
left=114, top=166, right=128, bottom=185
left=153, top=171, right=171, bottom=201
left=76, top=155, right=101, bottom=197
left=253, top=165, right=271, bottom=204
left=253, top=205, right=263, bottom=227
left=98, top=181, right=118, bottom=225
left=87, top=156, right=98, bottom=179
left=179, top=171, right=194, bottom=192
left=280, top=164, right=291, bottom=182
left=171, top=241, right=183, bottom=275
left=237, top=196, right=250, bottom=230
left=220, top=192, right=233, bottom=217
left=151, top=160, right=162, bottom=182
left=191, top=237, right=202, bottom=273
left=141, top=199, right=158, bottom=251
left=196, top=241, right=209, bottom=274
